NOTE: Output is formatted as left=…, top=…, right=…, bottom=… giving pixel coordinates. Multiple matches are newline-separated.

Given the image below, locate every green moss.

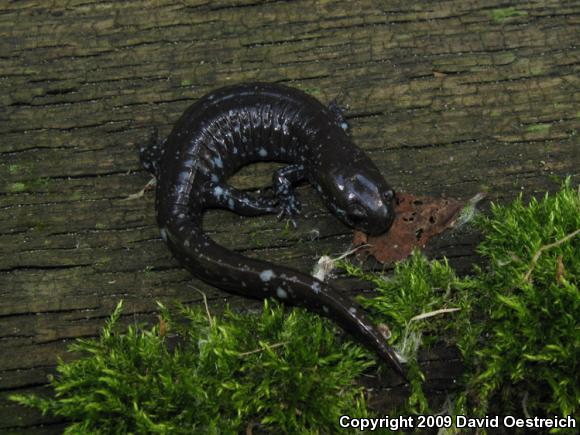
left=8, top=164, right=22, bottom=175
left=30, top=177, right=52, bottom=189
left=142, top=265, right=154, bottom=278
left=395, top=34, right=413, bottom=42
left=180, top=79, right=193, bottom=87
left=94, top=256, right=112, bottom=267
left=7, top=175, right=51, bottom=192
left=31, top=219, right=48, bottom=231
left=489, top=7, right=528, bottom=23
left=12, top=301, right=371, bottom=434
left=527, top=123, right=552, bottom=133
left=279, top=219, right=294, bottom=238
left=458, top=178, right=579, bottom=421
left=343, top=179, right=579, bottom=423
left=340, top=251, right=470, bottom=414
left=294, top=83, right=321, bottom=95
left=495, top=52, right=516, bottom=64
left=9, top=182, right=27, bottom=192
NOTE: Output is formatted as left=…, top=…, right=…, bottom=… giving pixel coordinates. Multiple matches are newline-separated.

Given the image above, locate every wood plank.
left=1, top=0, right=578, bottom=430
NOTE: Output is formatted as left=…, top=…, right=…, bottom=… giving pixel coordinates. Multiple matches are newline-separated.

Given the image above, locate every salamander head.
left=320, top=165, right=395, bottom=236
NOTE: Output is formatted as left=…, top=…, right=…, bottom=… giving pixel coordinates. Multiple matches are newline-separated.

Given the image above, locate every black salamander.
left=141, top=82, right=404, bottom=378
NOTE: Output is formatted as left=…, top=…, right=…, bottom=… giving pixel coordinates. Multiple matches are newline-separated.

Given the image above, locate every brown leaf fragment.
left=556, top=254, right=565, bottom=284
left=353, top=192, right=466, bottom=264
left=158, top=315, right=167, bottom=337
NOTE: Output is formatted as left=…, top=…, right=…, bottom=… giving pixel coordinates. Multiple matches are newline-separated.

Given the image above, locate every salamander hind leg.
left=204, top=182, right=279, bottom=216
left=139, top=126, right=166, bottom=177
left=273, top=164, right=306, bottom=220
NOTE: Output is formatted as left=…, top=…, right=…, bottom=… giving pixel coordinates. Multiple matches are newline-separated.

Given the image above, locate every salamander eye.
left=383, top=190, right=395, bottom=202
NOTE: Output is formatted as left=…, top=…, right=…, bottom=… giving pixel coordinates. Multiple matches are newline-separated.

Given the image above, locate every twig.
left=338, top=243, right=371, bottom=259
left=521, top=391, right=531, bottom=419
left=191, top=287, right=213, bottom=327
left=238, top=341, right=289, bottom=357
left=312, top=244, right=371, bottom=281
left=523, top=228, right=580, bottom=282
left=410, top=307, right=461, bottom=322
left=122, top=177, right=156, bottom=201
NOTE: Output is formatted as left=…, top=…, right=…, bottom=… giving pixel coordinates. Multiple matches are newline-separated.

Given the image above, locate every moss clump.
left=12, top=301, right=371, bottom=434
left=340, top=251, right=469, bottom=413
left=9, top=182, right=27, bottom=192
left=526, top=123, right=552, bottom=134
left=456, top=178, right=579, bottom=421
left=348, top=179, right=579, bottom=429
left=489, top=7, right=528, bottom=23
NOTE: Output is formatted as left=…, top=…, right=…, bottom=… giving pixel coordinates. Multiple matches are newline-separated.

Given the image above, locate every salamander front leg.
left=204, top=182, right=279, bottom=216
left=273, top=164, right=306, bottom=221
left=328, top=97, right=350, bottom=133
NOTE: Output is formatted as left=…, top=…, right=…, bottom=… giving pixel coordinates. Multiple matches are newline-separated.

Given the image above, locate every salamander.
left=140, top=82, right=404, bottom=378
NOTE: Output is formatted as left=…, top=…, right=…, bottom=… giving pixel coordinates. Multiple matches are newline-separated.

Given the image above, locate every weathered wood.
left=1, top=0, right=578, bottom=431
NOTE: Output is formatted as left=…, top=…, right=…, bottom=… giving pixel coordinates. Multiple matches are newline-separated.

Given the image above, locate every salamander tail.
left=162, top=217, right=407, bottom=380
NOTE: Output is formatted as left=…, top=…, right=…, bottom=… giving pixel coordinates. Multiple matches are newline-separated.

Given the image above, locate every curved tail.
left=162, top=216, right=406, bottom=379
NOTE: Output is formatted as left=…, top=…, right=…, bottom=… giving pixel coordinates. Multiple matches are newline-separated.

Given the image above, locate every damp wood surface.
left=1, top=0, right=579, bottom=431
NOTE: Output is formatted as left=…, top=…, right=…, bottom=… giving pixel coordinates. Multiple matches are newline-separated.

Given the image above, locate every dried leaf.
left=158, top=316, right=167, bottom=337
left=353, top=192, right=466, bottom=264
left=555, top=254, right=565, bottom=284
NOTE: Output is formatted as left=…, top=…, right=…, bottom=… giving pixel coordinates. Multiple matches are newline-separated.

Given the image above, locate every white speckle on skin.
left=260, top=269, right=276, bottom=282
left=312, top=281, right=322, bottom=294
left=349, top=307, right=357, bottom=315
left=214, top=156, right=223, bottom=168
left=160, top=227, right=168, bottom=242
left=184, top=239, right=190, bottom=248
left=276, top=287, right=288, bottom=299
left=213, top=186, right=224, bottom=198
left=228, top=198, right=234, bottom=209
left=322, top=306, right=329, bottom=314
left=211, top=174, right=219, bottom=183
left=258, top=147, right=268, bottom=157
left=177, top=213, right=185, bottom=219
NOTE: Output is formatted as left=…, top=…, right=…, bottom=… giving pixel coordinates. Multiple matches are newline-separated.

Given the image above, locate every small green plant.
left=12, top=300, right=371, bottom=434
